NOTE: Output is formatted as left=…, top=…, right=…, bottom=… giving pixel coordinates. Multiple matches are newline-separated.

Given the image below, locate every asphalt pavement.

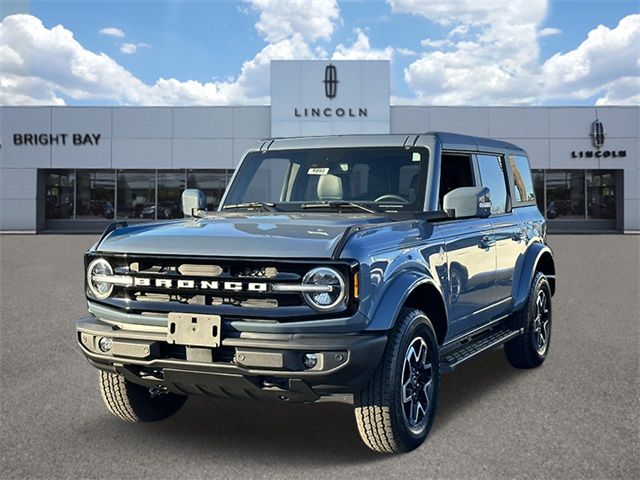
left=0, top=234, right=638, bottom=479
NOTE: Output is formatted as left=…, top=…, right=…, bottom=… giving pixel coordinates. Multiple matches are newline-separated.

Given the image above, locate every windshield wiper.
left=301, top=201, right=378, bottom=214
left=222, top=202, right=279, bottom=212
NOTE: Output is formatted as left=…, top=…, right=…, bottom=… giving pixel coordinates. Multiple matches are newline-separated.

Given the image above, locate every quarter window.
left=509, top=155, right=536, bottom=204
left=477, top=154, right=508, bottom=215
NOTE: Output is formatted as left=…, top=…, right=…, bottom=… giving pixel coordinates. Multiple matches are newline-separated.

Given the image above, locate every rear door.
left=476, top=153, right=525, bottom=316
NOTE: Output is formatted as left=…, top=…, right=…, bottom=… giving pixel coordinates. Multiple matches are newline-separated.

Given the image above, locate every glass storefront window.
left=187, top=170, right=227, bottom=210
left=545, top=170, right=585, bottom=219
left=587, top=171, right=616, bottom=219
left=45, top=171, right=75, bottom=219
left=76, top=171, right=115, bottom=219
left=117, top=171, right=156, bottom=219
left=157, top=171, right=186, bottom=219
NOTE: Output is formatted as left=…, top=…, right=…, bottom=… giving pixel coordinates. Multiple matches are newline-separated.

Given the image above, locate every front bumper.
left=77, top=315, right=387, bottom=403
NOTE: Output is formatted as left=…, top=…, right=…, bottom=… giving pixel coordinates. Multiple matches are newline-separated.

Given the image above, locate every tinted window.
left=45, top=171, right=75, bottom=219
left=587, top=171, right=616, bottom=219
left=187, top=170, right=228, bottom=210
left=157, top=171, right=186, bottom=219
left=117, top=171, right=156, bottom=219
left=509, top=155, right=536, bottom=204
left=477, top=154, right=508, bottom=214
left=439, top=153, right=475, bottom=207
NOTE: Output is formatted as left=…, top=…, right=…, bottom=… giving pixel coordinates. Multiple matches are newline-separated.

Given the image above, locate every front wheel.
left=99, top=371, right=187, bottom=422
left=504, top=272, right=552, bottom=369
left=354, top=308, right=440, bottom=454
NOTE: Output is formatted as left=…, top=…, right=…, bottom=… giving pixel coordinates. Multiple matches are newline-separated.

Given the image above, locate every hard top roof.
left=258, top=132, right=526, bottom=155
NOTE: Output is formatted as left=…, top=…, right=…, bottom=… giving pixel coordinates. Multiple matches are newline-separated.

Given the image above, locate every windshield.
left=223, top=147, right=428, bottom=212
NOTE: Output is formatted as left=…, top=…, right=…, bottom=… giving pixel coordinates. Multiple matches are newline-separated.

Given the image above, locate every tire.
left=504, top=272, right=552, bottom=369
left=99, top=371, right=187, bottom=422
left=354, top=308, right=440, bottom=454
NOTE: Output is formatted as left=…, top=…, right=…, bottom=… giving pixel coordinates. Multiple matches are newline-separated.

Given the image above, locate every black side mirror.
left=443, top=186, right=491, bottom=219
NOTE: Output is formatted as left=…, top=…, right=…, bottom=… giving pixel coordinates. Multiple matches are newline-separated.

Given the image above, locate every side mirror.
left=182, top=189, right=206, bottom=217
left=443, top=186, right=491, bottom=219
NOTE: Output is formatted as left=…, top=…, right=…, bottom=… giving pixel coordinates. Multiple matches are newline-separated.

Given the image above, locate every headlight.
left=87, top=258, right=114, bottom=300
left=302, top=267, right=346, bottom=310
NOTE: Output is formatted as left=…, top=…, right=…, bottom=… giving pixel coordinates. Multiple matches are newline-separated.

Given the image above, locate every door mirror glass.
left=181, top=189, right=206, bottom=217
left=443, top=186, right=492, bottom=219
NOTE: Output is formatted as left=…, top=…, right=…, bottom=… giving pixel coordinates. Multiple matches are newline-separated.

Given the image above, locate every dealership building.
left=1, top=60, right=638, bottom=233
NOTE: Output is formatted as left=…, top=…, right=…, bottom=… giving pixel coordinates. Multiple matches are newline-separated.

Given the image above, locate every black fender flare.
left=512, top=242, right=556, bottom=311
left=365, top=270, right=445, bottom=332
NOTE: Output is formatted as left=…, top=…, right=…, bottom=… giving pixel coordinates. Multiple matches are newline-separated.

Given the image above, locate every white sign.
left=270, top=60, right=390, bottom=137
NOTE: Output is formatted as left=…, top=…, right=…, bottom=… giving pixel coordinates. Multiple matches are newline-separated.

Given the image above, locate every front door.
left=437, top=219, right=497, bottom=338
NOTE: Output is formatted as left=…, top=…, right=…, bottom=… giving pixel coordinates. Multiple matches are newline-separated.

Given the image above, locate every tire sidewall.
left=527, top=274, right=552, bottom=361
left=391, top=311, right=440, bottom=445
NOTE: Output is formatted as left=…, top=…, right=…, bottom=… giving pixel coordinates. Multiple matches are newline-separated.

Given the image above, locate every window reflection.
left=157, top=171, right=186, bottom=219
left=117, top=171, right=156, bottom=219
left=532, top=170, right=544, bottom=216
left=587, top=171, right=616, bottom=219
left=545, top=171, right=585, bottom=219
left=45, top=171, right=75, bottom=219
left=76, top=171, right=115, bottom=219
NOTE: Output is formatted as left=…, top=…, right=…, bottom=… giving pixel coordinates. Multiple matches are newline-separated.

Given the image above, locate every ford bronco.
left=77, top=132, right=556, bottom=453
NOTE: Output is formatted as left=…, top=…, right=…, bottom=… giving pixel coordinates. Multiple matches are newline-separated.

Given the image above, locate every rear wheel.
left=99, top=371, right=187, bottom=422
left=354, top=308, right=440, bottom=453
left=504, top=272, right=552, bottom=369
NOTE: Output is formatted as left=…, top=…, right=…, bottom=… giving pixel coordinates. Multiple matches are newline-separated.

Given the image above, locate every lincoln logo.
left=591, top=119, right=605, bottom=149
left=324, top=64, right=338, bottom=99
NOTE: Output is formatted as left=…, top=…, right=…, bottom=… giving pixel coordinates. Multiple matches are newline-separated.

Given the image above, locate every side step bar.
left=439, top=327, right=523, bottom=373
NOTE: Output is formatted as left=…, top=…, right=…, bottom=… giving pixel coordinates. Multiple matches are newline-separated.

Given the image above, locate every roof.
left=259, top=132, right=526, bottom=155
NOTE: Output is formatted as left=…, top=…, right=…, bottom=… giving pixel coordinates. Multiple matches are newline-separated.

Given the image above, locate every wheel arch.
left=366, top=272, right=448, bottom=345
left=513, top=243, right=556, bottom=311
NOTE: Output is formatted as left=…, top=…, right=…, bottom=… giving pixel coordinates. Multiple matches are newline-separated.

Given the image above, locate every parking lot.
left=0, top=234, right=638, bottom=479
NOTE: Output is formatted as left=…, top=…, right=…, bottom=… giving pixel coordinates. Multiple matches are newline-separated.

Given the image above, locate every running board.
left=439, top=327, right=523, bottom=373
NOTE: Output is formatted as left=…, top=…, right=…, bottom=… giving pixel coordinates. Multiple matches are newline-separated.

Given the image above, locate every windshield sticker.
left=412, top=152, right=421, bottom=162
left=308, top=167, right=330, bottom=175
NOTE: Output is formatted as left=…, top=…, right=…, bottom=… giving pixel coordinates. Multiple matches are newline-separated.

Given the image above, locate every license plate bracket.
left=167, top=313, right=221, bottom=348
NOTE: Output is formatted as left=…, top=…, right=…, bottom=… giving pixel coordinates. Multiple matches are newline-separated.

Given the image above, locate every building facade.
left=1, top=60, right=638, bottom=233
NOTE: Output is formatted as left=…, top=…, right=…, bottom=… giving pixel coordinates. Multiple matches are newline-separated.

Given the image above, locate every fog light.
left=303, top=353, right=318, bottom=369
left=98, top=336, right=113, bottom=353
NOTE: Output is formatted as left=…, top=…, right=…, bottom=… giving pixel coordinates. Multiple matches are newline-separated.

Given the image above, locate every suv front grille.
left=86, top=254, right=356, bottom=320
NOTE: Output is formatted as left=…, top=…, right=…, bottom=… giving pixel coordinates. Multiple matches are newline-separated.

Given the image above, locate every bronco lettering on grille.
left=132, top=277, right=268, bottom=292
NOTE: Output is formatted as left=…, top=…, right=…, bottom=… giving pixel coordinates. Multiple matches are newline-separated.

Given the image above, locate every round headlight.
left=87, top=258, right=114, bottom=300
left=302, top=267, right=346, bottom=310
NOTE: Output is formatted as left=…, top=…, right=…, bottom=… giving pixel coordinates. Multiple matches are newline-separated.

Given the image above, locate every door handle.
left=479, top=235, right=495, bottom=249
left=511, top=232, right=524, bottom=242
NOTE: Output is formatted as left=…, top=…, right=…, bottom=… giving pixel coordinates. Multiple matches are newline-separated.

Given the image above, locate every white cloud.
left=248, top=0, right=340, bottom=42
left=0, top=15, right=322, bottom=105
left=392, top=0, right=639, bottom=105
left=332, top=28, right=393, bottom=60
left=542, top=14, right=640, bottom=104
left=396, top=47, right=417, bottom=57
left=420, top=38, right=453, bottom=49
left=539, top=27, right=561, bottom=37
left=399, top=0, right=547, bottom=104
left=99, top=27, right=124, bottom=38
left=120, top=42, right=149, bottom=55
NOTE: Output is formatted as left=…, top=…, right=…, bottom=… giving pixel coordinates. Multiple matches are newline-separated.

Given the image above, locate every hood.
left=96, top=212, right=389, bottom=258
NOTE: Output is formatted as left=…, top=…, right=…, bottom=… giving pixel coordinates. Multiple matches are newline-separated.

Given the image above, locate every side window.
left=508, top=155, right=536, bottom=204
left=477, top=154, right=508, bottom=214
left=439, top=153, right=475, bottom=208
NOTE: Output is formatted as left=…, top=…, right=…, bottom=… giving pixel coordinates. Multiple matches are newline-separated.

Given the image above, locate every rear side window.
left=509, top=155, right=536, bottom=204
left=477, top=154, right=508, bottom=214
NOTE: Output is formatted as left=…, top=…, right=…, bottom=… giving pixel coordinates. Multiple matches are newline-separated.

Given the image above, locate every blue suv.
left=77, top=132, right=556, bottom=453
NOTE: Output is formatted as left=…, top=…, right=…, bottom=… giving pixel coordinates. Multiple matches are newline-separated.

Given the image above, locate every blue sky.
left=1, top=0, right=638, bottom=106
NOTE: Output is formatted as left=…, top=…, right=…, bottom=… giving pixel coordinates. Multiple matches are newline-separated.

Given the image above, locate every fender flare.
left=365, top=270, right=445, bottom=332
left=512, top=242, right=556, bottom=311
